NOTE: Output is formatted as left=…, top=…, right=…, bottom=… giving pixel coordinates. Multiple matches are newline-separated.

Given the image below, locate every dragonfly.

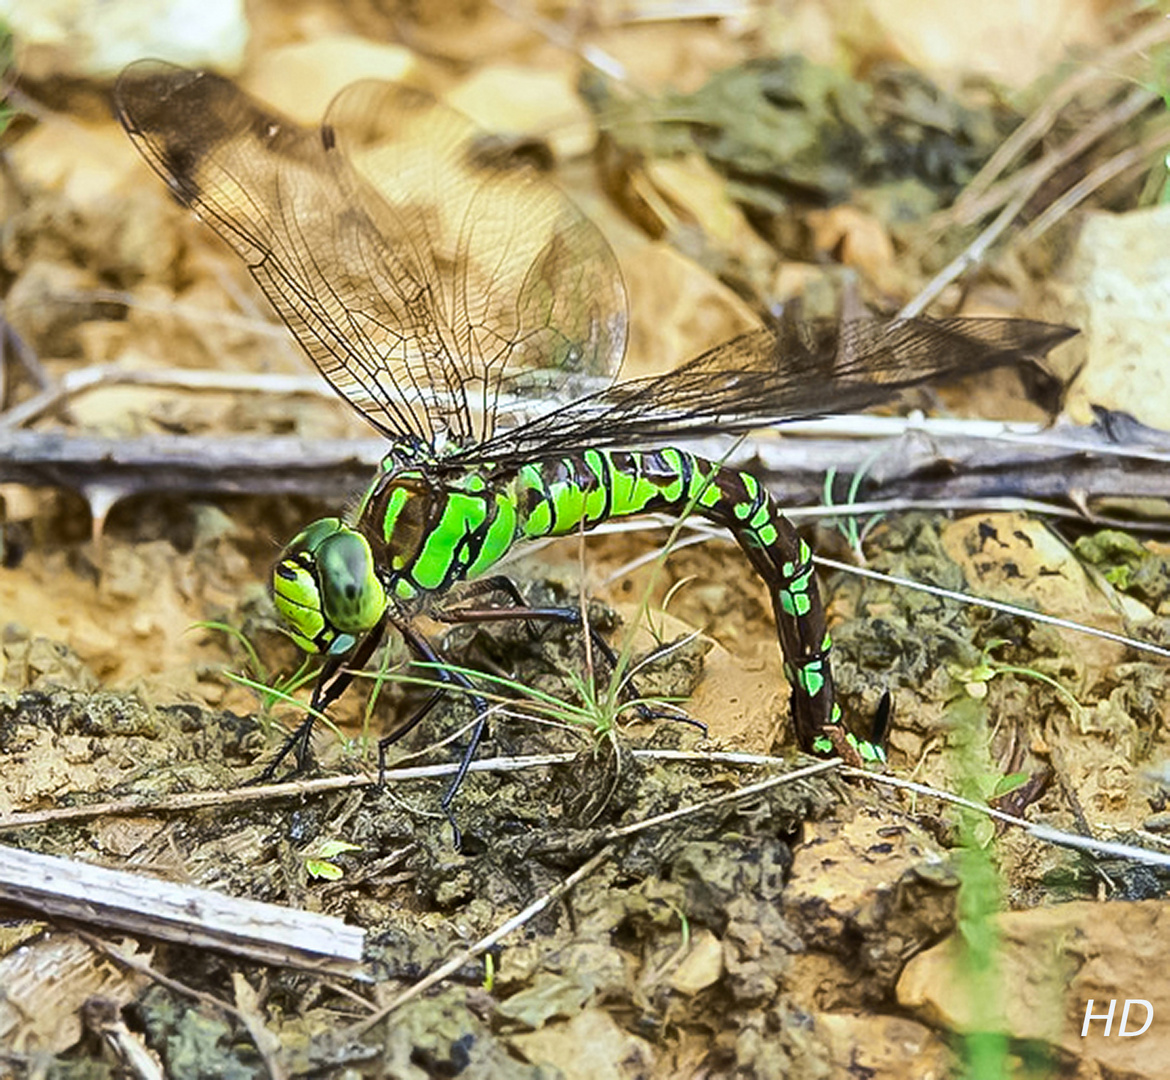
left=114, top=61, right=1074, bottom=829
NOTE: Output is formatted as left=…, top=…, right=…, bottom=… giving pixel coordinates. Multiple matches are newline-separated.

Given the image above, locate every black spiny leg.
left=453, top=574, right=530, bottom=608
left=444, top=574, right=577, bottom=645
left=381, top=617, right=493, bottom=847
left=256, top=611, right=390, bottom=782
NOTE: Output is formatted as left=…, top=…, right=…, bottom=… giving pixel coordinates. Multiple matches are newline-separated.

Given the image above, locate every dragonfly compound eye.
left=272, top=548, right=329, bottom=654
left=272, top=519, right=385, bottom=655
left=315, top=529, right=387, bottom=635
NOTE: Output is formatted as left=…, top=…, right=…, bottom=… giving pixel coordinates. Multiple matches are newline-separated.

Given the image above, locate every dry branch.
left=4, top=415, right=1170, bottom=524
left=0, top=844, right=366, bottom=976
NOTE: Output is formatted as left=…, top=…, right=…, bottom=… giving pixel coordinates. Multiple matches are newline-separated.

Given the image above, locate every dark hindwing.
left=459, top=315, right=1076, bottom=467
left=113, top=61, right=628, bottom=451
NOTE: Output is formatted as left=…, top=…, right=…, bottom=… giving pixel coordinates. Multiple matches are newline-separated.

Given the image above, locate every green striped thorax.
left=273, top=517, right=387, bottom=656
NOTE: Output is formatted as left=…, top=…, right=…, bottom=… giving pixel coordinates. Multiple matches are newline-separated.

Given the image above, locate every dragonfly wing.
left=323, top=80, right=627, bottom=444
left=462, top=316, right=1076, bottom=465
left=114, top=61, right=627, bottom=450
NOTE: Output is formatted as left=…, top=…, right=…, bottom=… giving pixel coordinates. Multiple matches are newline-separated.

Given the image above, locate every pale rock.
left=244, top=35, right=418, bottom=124
left=1060, top=204, right=1170, bottom=430
left=4, top=0, right=248, bottom=80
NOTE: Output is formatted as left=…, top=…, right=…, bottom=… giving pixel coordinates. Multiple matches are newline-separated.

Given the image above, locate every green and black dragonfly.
left=114, top=61, right=1073, bottom=822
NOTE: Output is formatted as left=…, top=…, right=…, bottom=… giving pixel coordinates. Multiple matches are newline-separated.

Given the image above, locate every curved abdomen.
left=362, top=449, right=838, bottom=752
left=510, top=449, right=838, bottom=750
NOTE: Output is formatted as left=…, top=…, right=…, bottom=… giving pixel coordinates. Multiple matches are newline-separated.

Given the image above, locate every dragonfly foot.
left=630, top=702, right=708, bottom=738
left=252, top=716, right=316, bottom=784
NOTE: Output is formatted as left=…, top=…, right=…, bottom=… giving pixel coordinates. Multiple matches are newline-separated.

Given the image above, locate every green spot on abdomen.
left=779, top=588, right=812, bottom=617
left=798, top=661, right=825, bottom=698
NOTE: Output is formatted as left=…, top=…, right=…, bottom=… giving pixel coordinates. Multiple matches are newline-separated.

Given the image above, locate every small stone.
left=669, top=929, right=724, bottom=994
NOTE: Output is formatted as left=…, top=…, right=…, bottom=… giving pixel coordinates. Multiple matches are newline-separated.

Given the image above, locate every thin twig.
left=0, top=364, right=329, bottom=430
left=1016, top=117, right=1170, bottom=245
left=0, top=749, right=819, bottom=832
left=602, top=758, right=841, bottom=838
left=0, top=755, right=567, bottom=832
left=943, top=85, right=1156, bottom=234
left=844, top=768, right=1170, bottom=868
left=598, top=512, right=1170, bottom=659
left=902, top=86, right=1156, bottom=317
left=815, top=554, right=1170, bottom=661
left=901, top=185, right=1036, bottom=318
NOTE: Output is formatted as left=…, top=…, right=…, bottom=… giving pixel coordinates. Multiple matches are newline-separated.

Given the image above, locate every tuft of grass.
left=823, top=450, right=888, bottom=562
left=385, top=658, right=688, bottom=745
left=192, top=620, right=318, bottom=730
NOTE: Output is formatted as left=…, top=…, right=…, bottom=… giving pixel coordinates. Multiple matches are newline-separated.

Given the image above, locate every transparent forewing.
left=462, top=316, right=1076, bottom=466
left=324, top=81, right=627, bottom=443
left=114, top=62, right=627, bottom=450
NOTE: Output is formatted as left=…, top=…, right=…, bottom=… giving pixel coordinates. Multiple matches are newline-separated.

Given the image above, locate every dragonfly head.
left=272, top=518, right=387, bottom=655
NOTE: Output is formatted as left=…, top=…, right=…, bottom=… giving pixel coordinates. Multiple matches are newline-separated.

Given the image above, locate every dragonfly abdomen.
left=543, top=448, right=838, bottom=750
left=364, top=450, right=837, bottom=745
left=362, top=448, right=844, bottom=754
left=502, top=448, right=843, bottom=751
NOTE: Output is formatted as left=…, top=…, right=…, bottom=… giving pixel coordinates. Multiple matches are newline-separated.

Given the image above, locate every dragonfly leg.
left=255, top=612, right=389, bottom=782
left=382, top=617, right=491, bottom=846
left=453, top=574, right=528, bottom=607
left=437, top=600, right=619, bottom=668
left=448, top=574, right=544, bottom=640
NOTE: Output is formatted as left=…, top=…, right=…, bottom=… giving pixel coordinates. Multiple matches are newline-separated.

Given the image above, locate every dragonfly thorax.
left=357, top=462, right=521, bottom=606
left=272, top=518, right=387, bottom=655
left=357, top=467, right=455, bottom=604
